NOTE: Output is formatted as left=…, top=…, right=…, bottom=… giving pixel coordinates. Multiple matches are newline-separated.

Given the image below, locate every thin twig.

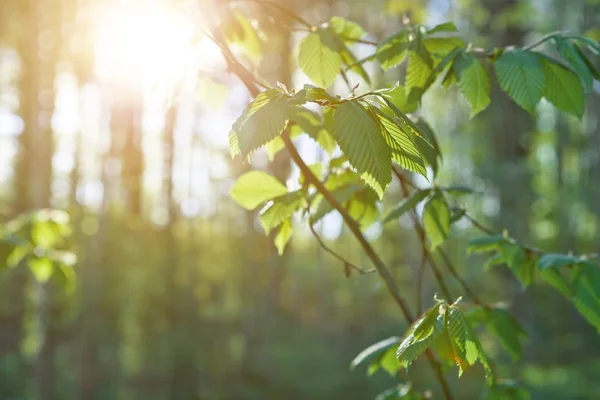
left=463, top=212, right=497, bottom=236
left=437, top=248, right=490, bottom=310
left=222, top=0, right=314, bottom=29
left=393, top=167, right=453, bottom=302
left=416, top=241, right=429, bottom=314
left=308, top=221, right=375, bottom=275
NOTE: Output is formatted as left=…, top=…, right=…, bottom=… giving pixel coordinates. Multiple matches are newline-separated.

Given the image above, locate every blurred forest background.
left=1, top=0, right=600, bottom=399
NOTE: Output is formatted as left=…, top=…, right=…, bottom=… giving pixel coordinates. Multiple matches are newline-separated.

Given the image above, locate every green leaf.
left=377, top=83, right=408, bottom=113
left=574, top=34, right=600, bottom=55
left=274, top=219, right=293, bottom=255
left=486, top=308, right=528, bottom=361
left=384, top=189, right=431, bottom=223
left=540, top=56, right=584, bottom=119
left=376, top=29, right=411, bottom=70
left=446, top=305, right=492, bottom=382
left=422, top=37, right=465, bottom=57
left=29, top=257, right=54, bottom=283
left=396, top=304, right=442, bottom=368
left=223, top=11, right=261, bottom=58
left=414, top=119, right=441, bottom=176
left=229, top=89, right=289, bottom=157
left=575, top=45, right=600, bottom=81
left=494, top=50, right=545, bottom=114
left=299, top=28, right=343, bottom=87
left=540, top=267, right=571, bottom=298
left=292, top=84, right=340, bottom=105
left=504, top=246, right=536, bottom=288
left=326, top=101, right=392, bottom=198
left=259, top=191, right=306, bottom=234
left=7, top=245, right=30, bottom=268
left=330, top=17, right=365, bottom=43
left=454, top=52, right=490, bottom=117
left=554, top=37, right=594, bottom=90
left=290, top=106, right=337, bottom=154
left=442, top=185, right=475, bottom=197
left=422, top=192, right=450, bottom=250
left=230, top=171, right=288, bottom=210
left=406, top=51, right=432, bottom=91
left=467, top=235, right=506, bottom=254
left=572, top=263, right=600, bottom=331
left=299, top=163, right=324, bottom=186
left=538, top=253, right=585, bottom=269
left=351, top=336, right=401, bottom=369
left=373, top=108, right=427, bottom=176
left=347, top=187, right=380, bottom=230
left=427, top=22, right=458, bottom=35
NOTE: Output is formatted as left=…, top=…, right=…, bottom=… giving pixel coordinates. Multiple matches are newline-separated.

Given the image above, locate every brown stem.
left=394, top=168, right=453, bottom=301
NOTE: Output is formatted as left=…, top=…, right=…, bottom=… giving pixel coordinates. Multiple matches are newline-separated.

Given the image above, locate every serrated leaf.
left=495, top=50, right=545, bottom=114
left=454, top=52, right=490, bottom=117
left=540, top=56, right=584, bottom=119
left=422, top=192, right=450, bottom=250
left=299, top=28, right=343, bottom=87
left=377, top=83, right=408, bottom=113
left=414, top=119, right=441, bottom=175
left=351, top=336, right=401, bottom=369
left=422, top=37, right=465, bottom=57
left=384, top=189, right=431, bottom=223
left=259, top=190, right=306, bottom=234
left=230, top=171, right=288, bottom=210
left=554, top=37, right=594, bottom=90
left=326, top=101, right=392, bottom=198
left=575, top=45, right=600, bottom=81
left=406, top=51, right=432, bottom=91
left=292, top=84, right=339, bottom=105
left=504, top=246, right=535, bottom=288
left=376, top=29, right=411, bottom=70
left=373, top=108, right=427, bottom=176
left=229, top=89, right=289, bottom=157
left=446, top=305, right=492, bottom=382
left=397, top=304, right=442, bottom=368
left=274, top=218, right=293, bottom=255
left=427, top=22, right=458, bottom=35
left=574, top=34, right=600, bottom=55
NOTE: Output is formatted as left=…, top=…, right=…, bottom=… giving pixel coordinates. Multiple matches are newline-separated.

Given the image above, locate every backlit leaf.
left=230, top=171, right=288, bottom=210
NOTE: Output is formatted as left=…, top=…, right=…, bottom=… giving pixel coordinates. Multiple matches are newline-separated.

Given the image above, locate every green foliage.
left=396, top=303, right=442, bottom=368
left=494, top=50, right=545, bottom=114
left=422, top=191, right=450, bottom=250
left=350, top=336, right=401, bottom=374
left=454, top=52, right=490, bottom=117
left=540, top=56, right=584, bottom=118
left=229, top=89, right=289, bottom=158
left=299, top=28, right=343, bottom=88
left=571, top=263, right=600, bottom=332
left=230, top=171, right=288, bottom=210
left=486, top=381, right=530, bottom=400
left=326, top=100, right=392, bottom=198
left=259, top=190, right=306, bottom=234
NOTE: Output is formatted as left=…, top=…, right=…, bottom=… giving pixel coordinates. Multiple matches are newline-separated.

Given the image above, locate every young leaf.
left=554, top=37, right=594, bottom=90
left=29, top=257, right=54, bottom=283
left=259, top=191, right=306, bottom=234
left=446, top=305, right=492, bottom=382
left=541, top=56, right=584, bottom=119
left=230, top=171, right=288, bottom=210
left=299, top=28, right=343, bottom=88
left=310, top=184, right=361, bottom=223
left=373, top=108, right=427, bottom=176
left=347, top=188, right=380, bottom=230
left=274, top=218, right=293, bottom=255
left=351, top=336, right=401, bottom=369
left=494, top=50, right=545, bottom=114
left=422, top=192, right=451, bottom=250
left=396, top=304, right=443, bottom=368
left=406, top=51, right=433, bottom=91
left=454, top=52, right=490, bottom=117
left=383, top=189, right=431, bottom=223
left=467, top=235, right=506, bottom=254
left=540, top=267, right=571, bottom=298
left=538, top=253, right=585, bottom=269
left=229, top=89, right=289, bottom=157
left=427, top=22, right=458, bottom=35
left=422, top=37, right=465, bottom=57
left=376, top=29, right=411, bottom=70
left=326, top=100, right=392, bottom=198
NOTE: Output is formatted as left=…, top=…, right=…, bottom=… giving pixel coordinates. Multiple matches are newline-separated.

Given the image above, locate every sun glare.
left=93, top=2, right=215, bottom=90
